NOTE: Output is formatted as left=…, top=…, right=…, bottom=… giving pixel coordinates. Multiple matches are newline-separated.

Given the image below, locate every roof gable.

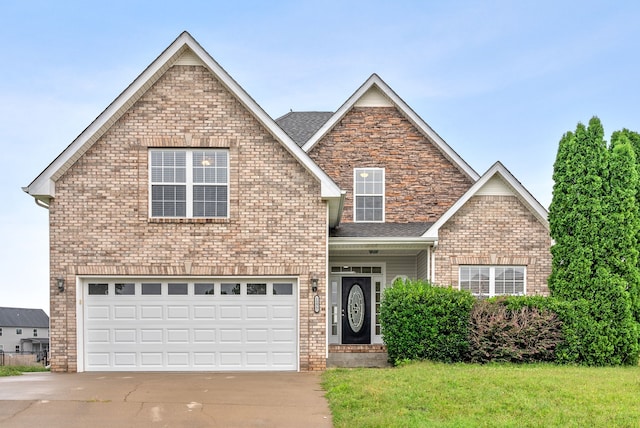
left=0, top=307, right=49, bottom=328
left=24, top=32, right=342, bottom=204
left=302, top=74, right=479, bottom=182
left=423, top=162, right=549, bottom=240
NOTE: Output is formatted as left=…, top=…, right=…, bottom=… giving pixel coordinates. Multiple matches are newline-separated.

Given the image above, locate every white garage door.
left=81, top=278, right=298, bottom=371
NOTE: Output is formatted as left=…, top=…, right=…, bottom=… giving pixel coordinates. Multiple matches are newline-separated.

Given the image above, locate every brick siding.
left=308, top=106, right=474, bottom=223
left=48, top=65, right=327, bottom=372
left=435, top=195, right=551, bottom=295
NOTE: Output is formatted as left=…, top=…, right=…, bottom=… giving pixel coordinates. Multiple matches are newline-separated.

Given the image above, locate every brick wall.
left=48, top=65, right=327, bottom=372
left=308, top=107, right=473, bottom=223
left=435, top=195, right=551, bottom=295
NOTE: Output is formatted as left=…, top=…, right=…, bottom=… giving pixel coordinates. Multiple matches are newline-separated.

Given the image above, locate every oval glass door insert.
left=348, top=283, right=365, bottom=333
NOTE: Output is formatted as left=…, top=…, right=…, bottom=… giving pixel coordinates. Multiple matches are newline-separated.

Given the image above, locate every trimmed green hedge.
left=380, top=279, right=474, bottom=364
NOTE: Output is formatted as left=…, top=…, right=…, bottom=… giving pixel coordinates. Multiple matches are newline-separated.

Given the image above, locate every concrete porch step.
left=327, top=344, right=390, bottom=368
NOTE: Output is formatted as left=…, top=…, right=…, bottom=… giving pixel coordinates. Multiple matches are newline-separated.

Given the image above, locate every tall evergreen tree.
left=549, top=117, right=640, bottom=365
left=549, top=117, right=608, bottom=300
left=609, top=131, right=640, bottom=327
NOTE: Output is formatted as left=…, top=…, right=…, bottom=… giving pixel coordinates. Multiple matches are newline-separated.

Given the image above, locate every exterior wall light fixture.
left=57, top=277, right=65, bottom=293
left=310, top=276, right=318, bottom=293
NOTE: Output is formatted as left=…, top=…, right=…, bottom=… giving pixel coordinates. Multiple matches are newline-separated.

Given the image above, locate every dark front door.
left=341, top=277, right=371, bottom=344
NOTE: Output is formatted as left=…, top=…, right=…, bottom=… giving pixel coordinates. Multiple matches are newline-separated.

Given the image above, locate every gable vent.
left=174, top=49, right=204, bottom=66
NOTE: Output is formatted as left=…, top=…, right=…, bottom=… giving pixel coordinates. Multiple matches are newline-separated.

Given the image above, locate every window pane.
left=142, top=283, right=161, bottom=295
left=89, top=283, right=109, bottom=295
left=193, top=185, right=227, bottom=217
left=168, top=283, right=188, bottom=295
left=273, top=283, right=293, bottom=295
left=151, top=151, right=186, bottom=184
left=247, top=283, right=267, bottom=295
left=115, top=283, right=135, bottom=295
left=221, top=283, right=240, bottom=295
left=195, top=283, right=215, bottom=295
left=151, top=185, right=187, bottom=217
left=193, top=150, right=227, bottom=184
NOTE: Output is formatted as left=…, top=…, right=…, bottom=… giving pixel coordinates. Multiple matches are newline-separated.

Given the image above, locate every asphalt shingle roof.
left=275, top=111, right=334, bottom=147
left=0, top=307, right=49, bottom=328
left=330, top=222, right=433, bottom=238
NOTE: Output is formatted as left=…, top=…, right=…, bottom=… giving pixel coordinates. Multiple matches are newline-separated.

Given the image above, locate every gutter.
left=22, top=187, right=50, bottom=210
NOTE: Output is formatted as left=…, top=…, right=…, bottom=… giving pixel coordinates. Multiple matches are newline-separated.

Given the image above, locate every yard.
left=0, top=365, right=48, bottom=377
left=322, top=361, right=640, bottom=427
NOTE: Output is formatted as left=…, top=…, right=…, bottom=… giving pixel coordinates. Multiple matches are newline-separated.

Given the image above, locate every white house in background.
left=0, top=307, right=49, bottom=356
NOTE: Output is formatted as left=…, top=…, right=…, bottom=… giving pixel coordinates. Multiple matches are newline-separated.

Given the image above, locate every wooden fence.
left=0, top=353, right=38, bottom=366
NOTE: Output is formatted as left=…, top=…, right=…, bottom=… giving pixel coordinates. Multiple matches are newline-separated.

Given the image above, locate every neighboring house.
left=0, top=307, right=49, bottom=356
left=23, top=32, right=551, bottom=373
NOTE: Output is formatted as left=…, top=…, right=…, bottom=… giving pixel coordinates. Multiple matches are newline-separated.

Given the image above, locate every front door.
left=341, top=277, right=371, bottom=344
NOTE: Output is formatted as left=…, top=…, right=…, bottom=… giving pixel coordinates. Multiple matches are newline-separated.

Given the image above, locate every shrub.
left=380, top=279, right=474, bottom=364
left=467, top=298, right=563, bottom=363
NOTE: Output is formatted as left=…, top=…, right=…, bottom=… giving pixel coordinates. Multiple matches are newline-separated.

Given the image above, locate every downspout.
left=35, top=198, right=50, bottom=210
left=430, top=240, right=438, bottom=284
left=335, top=190, right=347, bottom=228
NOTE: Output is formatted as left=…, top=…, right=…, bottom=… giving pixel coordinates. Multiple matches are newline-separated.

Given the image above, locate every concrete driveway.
left=0, top=372, right=333, bottom=427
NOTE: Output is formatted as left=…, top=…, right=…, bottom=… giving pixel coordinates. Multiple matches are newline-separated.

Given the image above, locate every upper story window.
left=354, top=168, right=384, bottom=222
left=150, top=149, right=229, bottom=218
left=459, top=266, right=526, bottom=297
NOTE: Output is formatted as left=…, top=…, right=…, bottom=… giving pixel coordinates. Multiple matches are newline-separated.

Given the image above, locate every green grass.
left=0, top=365, right=49, bottom=377
left=322, top=362, right=640, bottom=427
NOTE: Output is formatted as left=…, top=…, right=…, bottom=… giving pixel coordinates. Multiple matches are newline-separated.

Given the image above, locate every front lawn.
left=322, top=362, right=640, bottom=427
left=0, top=365, right=49, bottom=377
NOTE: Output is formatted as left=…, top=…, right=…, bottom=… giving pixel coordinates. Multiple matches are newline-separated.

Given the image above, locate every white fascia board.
left=24, top=32, right=342, bottom=201
left=302, top=74, right=480, bottom=182
left=423, top=161, right=549, bottom=240
left=329, top=236, right=434, bottom=248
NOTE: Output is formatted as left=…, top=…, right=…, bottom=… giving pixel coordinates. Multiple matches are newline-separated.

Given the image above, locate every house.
left=0, top=307, right=49, bottom=357
left=23, top=32, right=551, bottom=373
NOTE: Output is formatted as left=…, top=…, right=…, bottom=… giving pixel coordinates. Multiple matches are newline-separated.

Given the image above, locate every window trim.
left=353, top=167, right=385, bottom=223
left=148, top=149, right=230, bottom=219
left=459, top=265, right=526, bottom=297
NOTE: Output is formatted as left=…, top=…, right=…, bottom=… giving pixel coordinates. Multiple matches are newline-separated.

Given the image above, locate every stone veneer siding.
left=435, top=195, right=551, bottom=295
left=308, top=107, right=474, bottom=223
left=48, top=65, right=327, bottom=372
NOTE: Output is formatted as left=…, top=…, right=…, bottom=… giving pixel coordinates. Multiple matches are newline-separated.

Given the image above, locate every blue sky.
left=2, top=1, right=639, bottom=313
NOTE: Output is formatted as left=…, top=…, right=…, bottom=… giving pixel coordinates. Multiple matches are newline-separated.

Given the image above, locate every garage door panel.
left=194, top=329, right=216, bottom=343
left=83, top=279, right=298, bottom=371
left=167, top=306, right=189, bottom=319
left=87, top=353, right=110, bottom=367
left=141, top=353, right=163, bottom=367
left=272, top=305, right=295, bottom=319
left=141, top=306, right=163, bottom=319
left=194, top=306, right=216, bottom=319
left=246, top=305, right=268, bottom=319
left=167, top=353, right=189, bottom=366
left=219, top=328, right=242, bottom=343
left=114, top=329, right=136, bottom=343
left=219, top=352, right=242, bottom=367
left=140, top=329, right=163, bottom=343
left=87, top=306, right=110, bottom=320
left=114, top=306, right=136, bottom=319
left=167, top=329, right=189, bottom=343
left=219, top=305, right=242, bottom=320
left=246, top=329, right=268, bottom=343
left=87, top=329, right=110, bottom=343
left=114, top=353, right=137, bottom=367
